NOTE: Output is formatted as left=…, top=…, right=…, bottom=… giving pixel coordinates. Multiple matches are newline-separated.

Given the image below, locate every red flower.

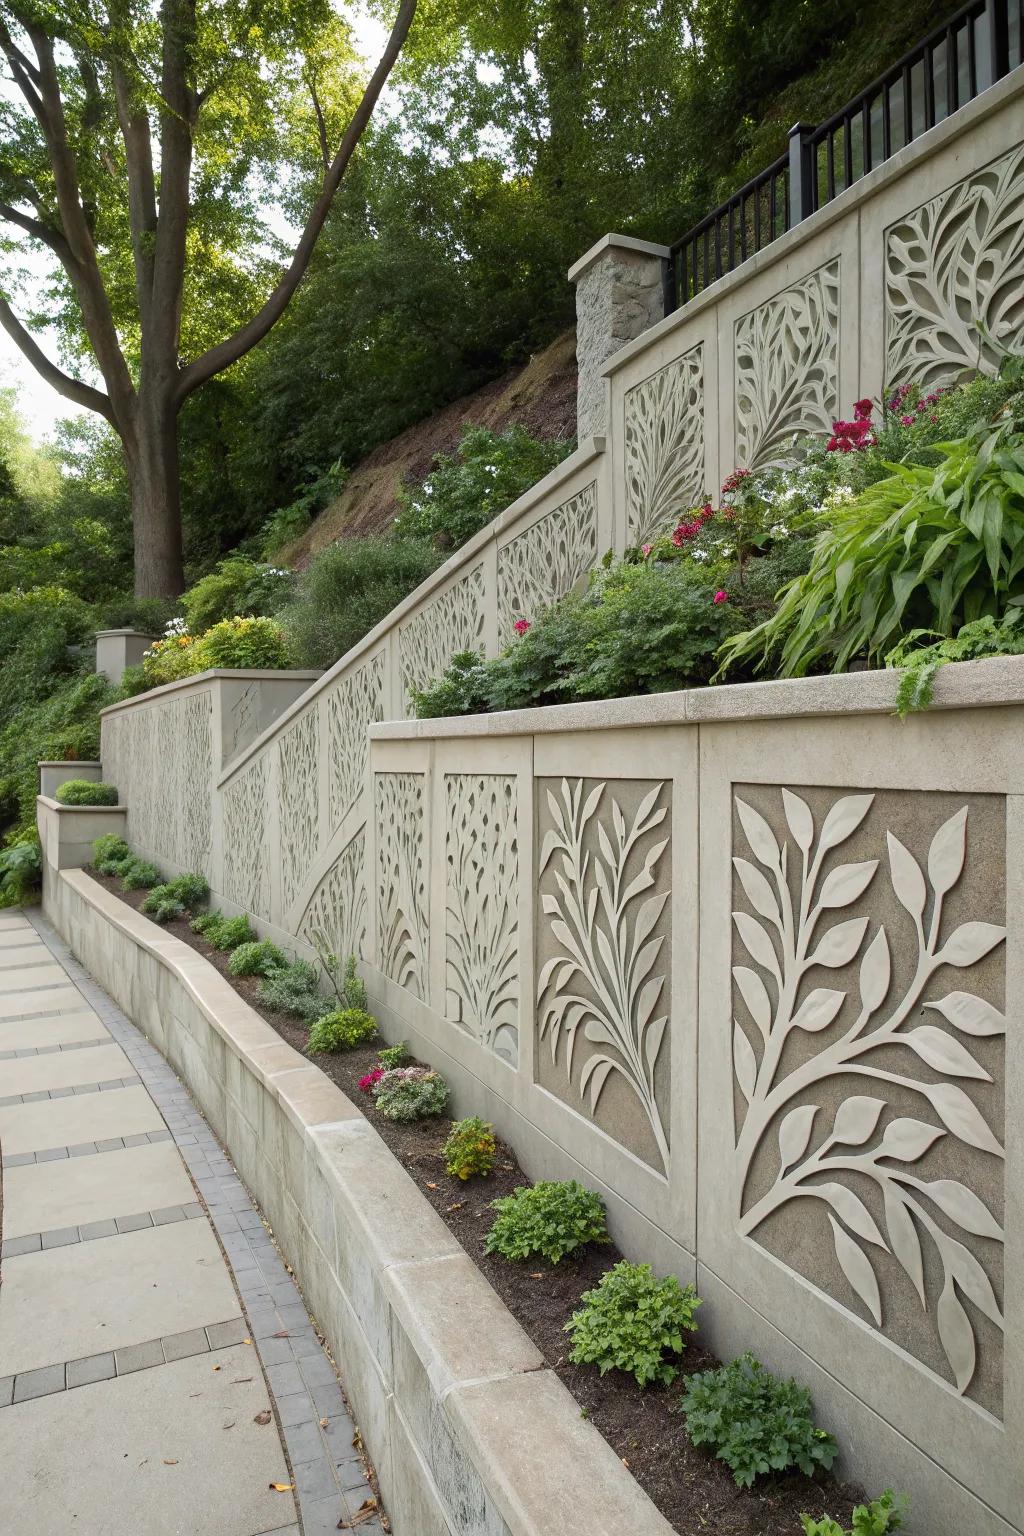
left=513, top=619, right=530, bottom=636
left=359, top=1068, right=384, bottom=1094
left=900, top=414, right=914, bottom=427
left=853, top=398, right=873, bottom=421
left=713, top=590, right=728, bottom=605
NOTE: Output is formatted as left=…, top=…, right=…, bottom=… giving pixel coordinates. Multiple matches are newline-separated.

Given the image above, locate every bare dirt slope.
left=282, top=328, right=577, bottom=567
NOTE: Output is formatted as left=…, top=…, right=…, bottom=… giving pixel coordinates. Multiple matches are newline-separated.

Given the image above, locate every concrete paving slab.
left=0, top=942, right=51, bottom=968
left=0, top=962, right=69, bottom=991
left=2, top=1141, right=196, bottom=1239
left=0, top=912, right=32, bottom=932
left=0, top=1219, right=241, bottom=1377
left=2, top=1040, right=132, bottom=1097
left=0, top=1345, right=294, bottom=1536
left=0, top=1009, right=106, bottom=1052
left=0, top=1083, right=161, bottom=1155
left=0, top=983, right=82, bottom=1018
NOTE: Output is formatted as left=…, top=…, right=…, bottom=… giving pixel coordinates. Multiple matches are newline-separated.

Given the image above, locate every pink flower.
left=359, top=1068, right=384, bottom=1094
left=513, top=619, right=530, bottom=636
left=713, top=590, right=728, bottom=605
left=900, top=414, right=914, bottom=426
left=853, top=398, right=873, bottom=421
left=641, top=543, right=653, bottom=558
left=720, top=468, right=751, bottom=496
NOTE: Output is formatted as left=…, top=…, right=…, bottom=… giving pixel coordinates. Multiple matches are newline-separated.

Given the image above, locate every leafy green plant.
left=887, top=604, right=1024, bottom=714
left=0, top=838, right=41, bottom=907
left=800, top=1490, right=908, bottom=1536
left=484, top=1180, right=609, bottom=1264
left=314, top=948, right=368, bottom=1011
left=394, top=425, right=573, bottom=550
left=307, top=1006, right=378, bottom=1053
left=677, top=1353, right=838, bottom=1488
left=120, top=856, right=161, bottom=890
left=192, top=615, right=292, bottom=670
left=278, top=535, right=443, bottom=670
left=182, top=556, right=293, bottom=633
left=205, top=913, right=256, bottom=951
left=140, top=871, right=207, bottom=922
left=718, top=418, right=1024, bottom=679
left=228, top=939, right=286, bottom=977
left=92, top=833, right=131, bottom=870
left=377, top=1040, right=409, bottom=1070
left=166, top=872, right=209, bottom=909
left=443, top=1116, right=497, bottom=1180
left=258, top=959, right=332, bottom=1021
left=54, top=778, right=118, bottom=806
left=565, top=1261, right=701, bottom=1388
left=373, top=1066, right=449, bottom=1122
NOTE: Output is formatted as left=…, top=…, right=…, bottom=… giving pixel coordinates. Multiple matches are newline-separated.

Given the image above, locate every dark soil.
left=97, top=871, right=866, bottom=1536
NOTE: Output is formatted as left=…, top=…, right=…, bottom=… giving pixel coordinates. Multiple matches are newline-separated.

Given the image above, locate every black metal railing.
left=664, top=0, right=1023, bottom=312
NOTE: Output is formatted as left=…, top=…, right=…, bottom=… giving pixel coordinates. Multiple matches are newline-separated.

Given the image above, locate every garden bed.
left=94, top=868, right=867, bottom=1536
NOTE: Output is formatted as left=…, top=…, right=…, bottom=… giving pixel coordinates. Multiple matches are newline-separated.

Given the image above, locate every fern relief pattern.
left=444, top=775, right=519, bottom=1065
left=222, top=759, right=270, bottom=919
left=375, top=772, right=428, bottom=998
left=326, top=654, right=385, bottom=833
left=537, top=778, right=671, bottom=1172
left=734, top=260, right=840, bottom=470
left=496, top=483, right=599, bottom=642
left=277, top=707, right=320, bottom=919
left=886, top=145, right=1024, bottom=391
left=106, top=692, right=212, bottom=877
left=624, top=346, right=705, bottom=547
left=398, top=566, right=486, bottom=712
left=732, top=788, right=1005, bottom=1403
left=297, top=829, right=367, bottom=963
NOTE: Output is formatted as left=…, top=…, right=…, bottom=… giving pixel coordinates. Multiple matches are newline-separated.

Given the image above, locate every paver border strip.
left=16, top=907, right=382, bottom=1536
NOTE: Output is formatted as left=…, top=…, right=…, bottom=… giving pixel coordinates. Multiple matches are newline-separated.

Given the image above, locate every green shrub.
left=0, top=838, right=41, bottom=907
left=190, top=910, right=220, bottom=935
left=0, top=670, right=116, bottom=845
left=206, top=913, right=257, bottom=951
left=443, top=1116, right=497, bottom=1180
left=278, top=535, right=443, bottom=670
left=140, top=886, right=185, bottom=923
left=801, top=1491, right=908, bottom=1536
left=374, top=1066, right=449, bottom=1122
left=120, top=856, right=161, bottom=890
left=307, top=1006, right=378, bottom=1053
left=565, top=1261, right=701, bottom=1388
left=258, top=959, right=332, bottom=1021
left=54, top=779, right=118, bottom=806
left=192, top=614, right=292, bottom=670
left=182, top=556, right=293, bottom=633
left=887, top=604, right=1024, bottom=714
left=92, top=834, right=131, bottom=868
left=314, top=948, right=368, bottom=1012
left=484, top=1180, right=609, bottom=1265
left=394, top=425, right=574, bottom=550
left=718, top=416, right=1024, bottom=679
left=228, top=939, right=286, bottom=977
left=677, top=1353, right=838, bottom=1488
left=166, top=872, right=209, bottom=909
left=377, top=1039, right=409, bottom=1070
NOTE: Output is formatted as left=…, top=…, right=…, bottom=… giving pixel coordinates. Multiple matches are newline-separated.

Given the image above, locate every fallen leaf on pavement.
left=212, top=1364, right=221, bottom=1371
left=253, top=1410, right=272, bottom=1426
left=338, top=1498, right=378, bottom=1529
left=232, top=1377, right=253, bottom=1383
left=272, top=1330, right=289, bottom=1338
left=319, top=1418, right=328, bottom=1429
left=269, top=1483, right=294, bottom=1493
left=223, top=1421, right=236, bottom=1430
left=163, top=1459, right=178, bottom=1466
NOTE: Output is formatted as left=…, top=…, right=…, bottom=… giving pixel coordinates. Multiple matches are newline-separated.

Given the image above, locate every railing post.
left=979, top=0, right=1010, bottom=89
left=787, top=122, right=816, bottom=228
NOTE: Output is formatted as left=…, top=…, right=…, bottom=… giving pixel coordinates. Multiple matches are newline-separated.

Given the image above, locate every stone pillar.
left=95, top=629, right=156, bottom=686
left=568, top=234, right=670, bottom=440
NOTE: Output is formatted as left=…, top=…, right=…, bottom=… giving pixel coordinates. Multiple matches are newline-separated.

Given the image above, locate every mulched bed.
left=96, top=870, right=866, bottom=1535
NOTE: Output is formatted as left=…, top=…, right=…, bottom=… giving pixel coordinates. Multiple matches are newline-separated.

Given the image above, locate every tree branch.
left=0, top=290, right=114, bottom=422
left=176, top=0, right=417, bottom=402
left=0, top=198, right=69, bottom=257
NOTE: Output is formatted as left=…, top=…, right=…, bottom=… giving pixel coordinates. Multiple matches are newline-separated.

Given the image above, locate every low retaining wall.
left=43, top=867, right=673, bottom=1536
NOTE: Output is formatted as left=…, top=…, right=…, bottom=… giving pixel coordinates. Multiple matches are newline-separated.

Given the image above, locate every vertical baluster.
left=947, top=23, right=959, bottom=112
left=861, top=96, right=873, bottom=174
left=924, top=42, right=936, bottom=128
left=903, top=63, right=913, bottom=144
left=843, top=112, right=853, bottom=191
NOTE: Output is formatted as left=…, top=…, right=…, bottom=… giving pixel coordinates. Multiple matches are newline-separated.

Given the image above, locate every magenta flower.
left=358, top=1068, right=384, bottom=1094
left=513, top=619, right=530, bottom=636
left=900, top=413, right=914, bottom=426
left=641, top=543, right=653, bottom=557
left=713, top=590, right=728, bottom=605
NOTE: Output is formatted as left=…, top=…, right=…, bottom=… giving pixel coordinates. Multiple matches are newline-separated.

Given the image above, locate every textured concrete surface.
left=0, top=908, right=380, bottom=1536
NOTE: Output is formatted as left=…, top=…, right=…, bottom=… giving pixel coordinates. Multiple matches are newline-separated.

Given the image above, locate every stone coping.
left=37, top=795, right=121, bottom=814
left=369, top=653, right=1024, bottom=739
left=100, top=669, right=324, bottom=719
left=598, top=66, right=1024, bottom=381
left=567, top=232, right=671, bottom=284
left=37, top=761, right=102, bottom=769
left=54, top=868, right=674, bottom=1536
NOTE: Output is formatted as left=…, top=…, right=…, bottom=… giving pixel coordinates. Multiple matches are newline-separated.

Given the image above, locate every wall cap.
left=94, top=628, right=158, bottom=639
left=38, top=760, right=102, bottom=768
left=100, top=668, right=323, bottom=719
left=567, top=232, right=671, bottom=284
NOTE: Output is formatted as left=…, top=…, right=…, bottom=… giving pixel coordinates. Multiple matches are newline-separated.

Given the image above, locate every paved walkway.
left=0, top=907, right=379, bottom=1536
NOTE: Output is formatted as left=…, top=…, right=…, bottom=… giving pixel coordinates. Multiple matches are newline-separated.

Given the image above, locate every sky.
left=0, top=4, right=390, bottom=444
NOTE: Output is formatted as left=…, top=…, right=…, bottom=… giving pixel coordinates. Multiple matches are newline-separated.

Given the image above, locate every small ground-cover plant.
left=307, top=1006, right=378, bottom=1053
left=141, top=871, right=209, bottom=924
left=228, top=939, right=286, bottom=977
left=92, top=833, right=131, bottom=869
left=377, top=1040, right=409, bottom=1069
left=887, top=603, right=1024, bottom=714
left=801, top=1490, right=907, bottom=1536
left=191, top=911, right=256, bottom=951
left=565, top=1261, right=701, bottom=1388
left=485, top=1179, right=609, bottom=1264
left=54, top=779, right=118, bottom=806
left=257, top=958, right=332, bottom=1022
left=677, top=1352, right=838, bottom=1488
left=443, top=1116, right=497, bottom=1180
left=374, top=1066, right=449, bottom=1121
left=120, top=856, right=161, bottom=890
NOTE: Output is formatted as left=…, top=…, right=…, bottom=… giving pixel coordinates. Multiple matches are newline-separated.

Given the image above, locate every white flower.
left=691, top=549, right=709, bottom=562
left=769, top=523, right=790, bottom=537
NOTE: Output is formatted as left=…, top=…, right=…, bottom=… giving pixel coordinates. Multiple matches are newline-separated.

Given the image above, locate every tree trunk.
left=128, top=391, right=185, bottom=599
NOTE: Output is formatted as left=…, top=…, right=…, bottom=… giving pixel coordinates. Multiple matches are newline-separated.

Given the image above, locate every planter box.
left=37, top=794, right=127, bottom=872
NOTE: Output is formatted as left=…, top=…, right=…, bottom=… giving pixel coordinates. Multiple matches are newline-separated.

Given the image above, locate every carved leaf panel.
left=326, top=654, right=385, bottom=833
left=398, top=566, right=486, bottom=712
left=277, top=707, right=320, bottom=918
left=297, top=828, right=367, bottom=963
left=536, top=777, right=672, bottom=1172
left=886, top=144, right=1024, bottom=390
left=222, top=758, right=270, bottom=919
left=731, top=785, right=1005, bottom=1409
left=624, top=346, right=705, bottom=547
left=375, top=772, right=428, bottom=998
left=496, top=483, right=599, bottom=642
left=444, top=774, right=519, bottom=1065
left=734, top=260, right=840, bottom=470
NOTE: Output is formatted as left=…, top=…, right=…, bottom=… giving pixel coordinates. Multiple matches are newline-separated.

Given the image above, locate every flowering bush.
left=359, top=1067, right=384, bottom=1094
left=443, top=1116, right=497, bottom=1180
left=139, top=615, right=292, bottom=689
left=374, top=1066, right=449, bottom=1121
